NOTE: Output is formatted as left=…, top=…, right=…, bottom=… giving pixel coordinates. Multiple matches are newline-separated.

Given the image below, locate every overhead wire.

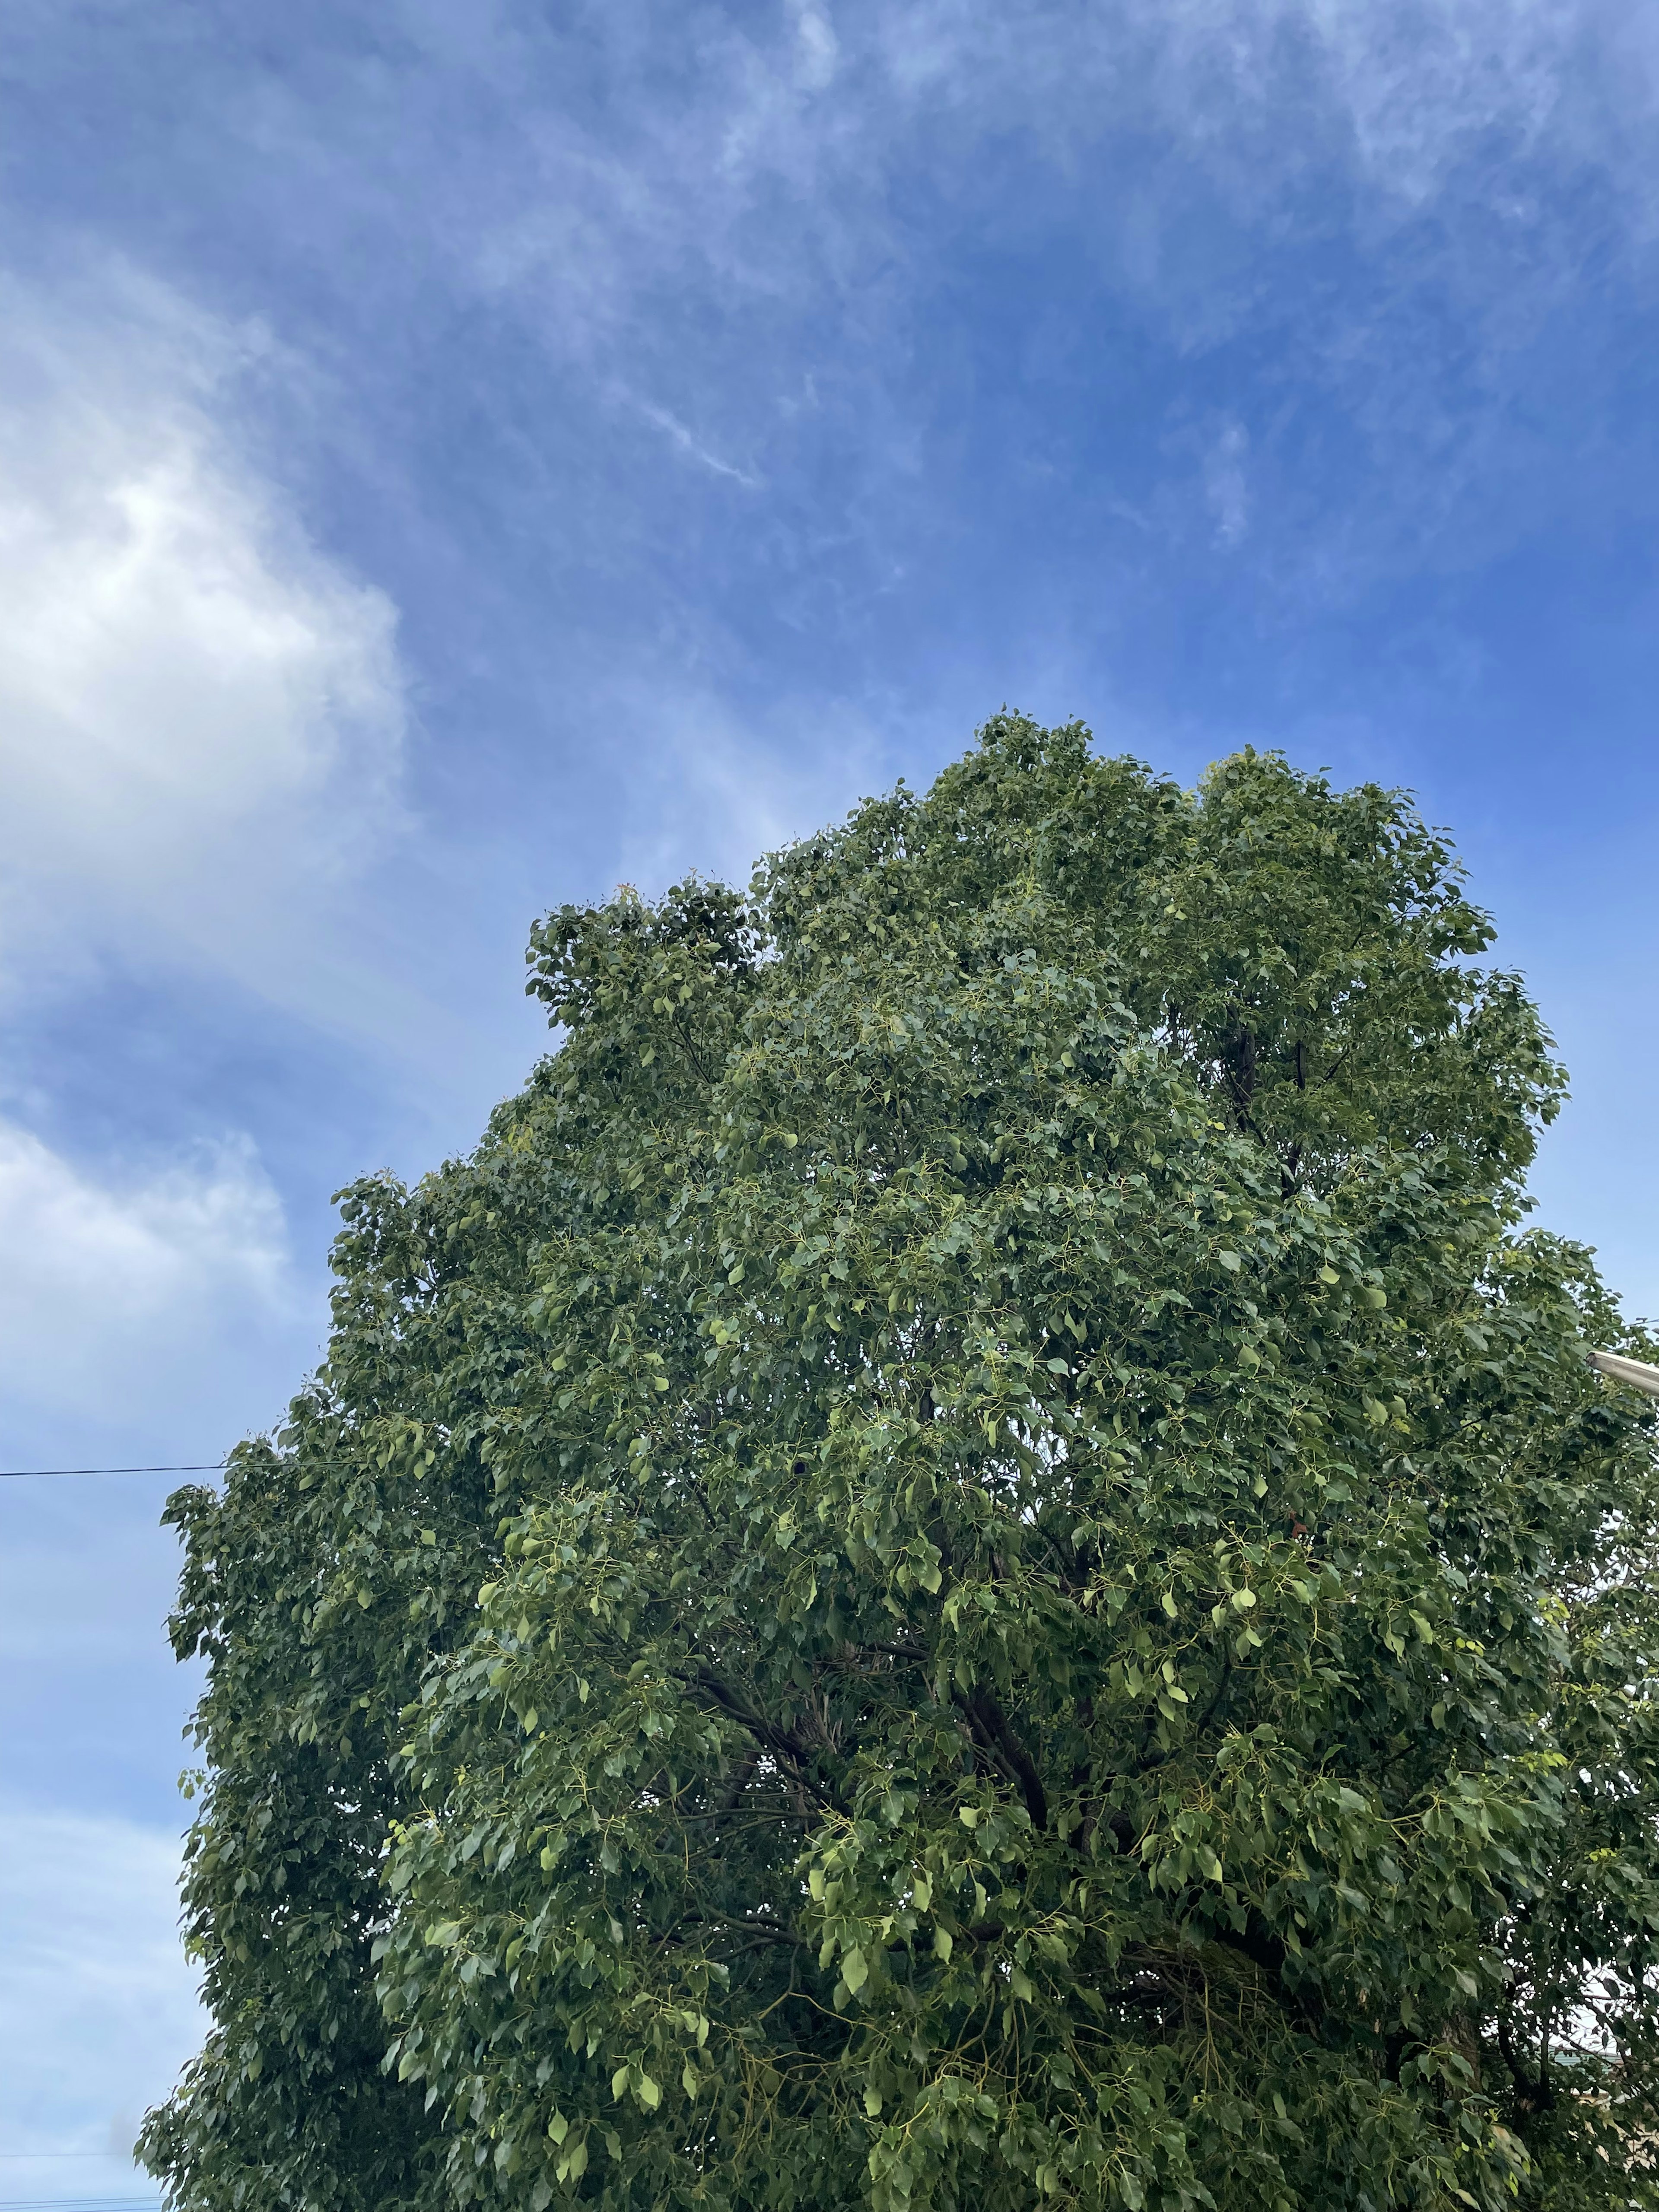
left=0, top=2199, right=161, bottom=2211
left=0, top=1465, right=225, bottom=1480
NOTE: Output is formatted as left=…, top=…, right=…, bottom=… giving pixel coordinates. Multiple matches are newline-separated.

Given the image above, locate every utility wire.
left=0, top=2199, right=161, bottom=2210
left=0, top=2199, right=160, bottom=2209
left=0, top=1464, right=225, bottom=1480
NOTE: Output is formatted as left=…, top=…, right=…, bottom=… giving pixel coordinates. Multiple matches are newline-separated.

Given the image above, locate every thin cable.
left=0, top=2201, right=161, bottom=2211
left=0, top=2199, right=161, bottom=2210
left=0, top=1464, right=225, bottom=1480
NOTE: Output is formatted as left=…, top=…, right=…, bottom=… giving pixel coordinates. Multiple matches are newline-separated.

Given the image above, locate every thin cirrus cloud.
left=868, top=0, right=1642, bottom=210
left=355, top=0, right=1659, bottom=689
left=0, top=1806, right=202, bottom=2173
left=607, top=686, right=883, bottom=907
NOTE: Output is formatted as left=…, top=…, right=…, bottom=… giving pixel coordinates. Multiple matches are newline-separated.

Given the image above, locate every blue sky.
left=4, top=0, right=1659, bottom=2189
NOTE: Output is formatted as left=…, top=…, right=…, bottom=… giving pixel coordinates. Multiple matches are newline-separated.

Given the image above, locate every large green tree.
left=143, top=718, right=1659, bottom=2212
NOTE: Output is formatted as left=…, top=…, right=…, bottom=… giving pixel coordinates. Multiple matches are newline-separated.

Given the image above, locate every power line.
left=0, top=1465, right=225, bottom=1481
left=0, top=2199, right=160, bottom=2210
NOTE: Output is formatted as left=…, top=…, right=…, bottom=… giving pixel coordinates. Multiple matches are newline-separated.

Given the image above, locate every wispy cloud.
left=415, top=0, right=1659, bottom=612
left=1204, top=420, right=1250, bottom=548
left=0, top=1118, right=302, bottom=1445
left=0, top=1807, right=201, bottom=2171
left=593, top=682, right=884, bottom=901
left=0, top=264, right=410, bottom=1031
left=632, top=397, right=763, bottom=487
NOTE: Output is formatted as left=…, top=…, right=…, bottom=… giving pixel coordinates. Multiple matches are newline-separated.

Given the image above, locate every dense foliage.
left=143, top=718, right=1659, bottom=2212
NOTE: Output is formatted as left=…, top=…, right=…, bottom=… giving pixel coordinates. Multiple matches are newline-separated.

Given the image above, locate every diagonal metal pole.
left=1588, top=1348, right=1659, bottom=1397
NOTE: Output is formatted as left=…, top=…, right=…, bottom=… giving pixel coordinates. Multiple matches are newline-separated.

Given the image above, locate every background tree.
left=144, top=717, right=1659, bottom=2212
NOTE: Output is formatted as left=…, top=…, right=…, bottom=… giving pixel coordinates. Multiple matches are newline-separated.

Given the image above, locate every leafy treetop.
left=143, top=718, right=1659, bottom=2212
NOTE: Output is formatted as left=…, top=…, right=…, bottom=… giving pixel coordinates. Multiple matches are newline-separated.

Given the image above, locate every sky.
left=4, top=0, right=1659, bottom=2193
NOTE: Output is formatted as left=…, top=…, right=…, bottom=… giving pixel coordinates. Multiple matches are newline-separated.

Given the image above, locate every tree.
left=143, top=716, right=1659, bottom=2212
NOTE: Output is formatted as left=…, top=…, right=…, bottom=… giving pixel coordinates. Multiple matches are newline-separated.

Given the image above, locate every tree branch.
left=957, top=1686, right=1048, bottom=1831
left=689, top=1668, right=844, bottom=1812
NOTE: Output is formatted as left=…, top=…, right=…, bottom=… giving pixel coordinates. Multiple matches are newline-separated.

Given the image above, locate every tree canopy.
left=143, top=717, right=1659, bottom=2212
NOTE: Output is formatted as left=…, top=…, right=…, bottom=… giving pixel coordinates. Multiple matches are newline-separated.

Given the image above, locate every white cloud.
left=418, top=0, right=1659, bottom=623
left=0, top=1806, right=201, bottom=2168
left=0, top=1117, right=300, bottom=1437
left=791, top=0, right=841, bottom=94
left=1287, top=0, right=1590, bottom=203
left=0, top=265, right=408, bottom=1024
left=1204, top=420, right=1250, bottom=548
left=599, top=685, right=884, bottom=901
left=870, top=0, right=1623, bottom=205
left=631, top=395, right=764, bottom=486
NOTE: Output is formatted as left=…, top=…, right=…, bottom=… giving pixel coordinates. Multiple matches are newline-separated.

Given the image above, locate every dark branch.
left=689, top=1668, right=844, bottom=1812
left=957, top=1686, right=1048, bottom=1831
